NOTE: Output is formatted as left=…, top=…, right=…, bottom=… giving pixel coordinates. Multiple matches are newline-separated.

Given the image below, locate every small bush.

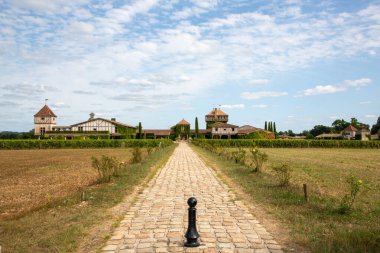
left=232, top=148, right=246, bottom=164
left=250, top=148, right=268, bottom=173
left=91, top=156, right=119, bottom=183
left=130, top=147, right=143, bottom=164
left=338, top=176, right=367, bottom=214
left=272, top=163, right=292, bottom=186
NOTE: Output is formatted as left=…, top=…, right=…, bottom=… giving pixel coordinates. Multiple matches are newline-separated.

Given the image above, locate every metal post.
left=184, top=197, right=200, bottom=247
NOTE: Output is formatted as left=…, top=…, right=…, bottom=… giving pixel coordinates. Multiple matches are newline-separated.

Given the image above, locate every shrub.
left=130, top=147, right=143, bottom=164
left=338, top=176, right=367, bottom=214
left=232, top=148, right=246, bottom=164
left=250, top=148, right=268, bottom=173
left=272, top=163, right=292, bottom=186
left=91, top=156, right=119, bottom=183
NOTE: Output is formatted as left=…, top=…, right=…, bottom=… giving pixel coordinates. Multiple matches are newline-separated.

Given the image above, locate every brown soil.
left=0, top=149, right=132, bottom=220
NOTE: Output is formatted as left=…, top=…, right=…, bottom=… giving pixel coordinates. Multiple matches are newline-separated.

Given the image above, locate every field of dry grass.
left=0, top=149, right=136, bottom=219
left=262, top=148, right=380, bottom=200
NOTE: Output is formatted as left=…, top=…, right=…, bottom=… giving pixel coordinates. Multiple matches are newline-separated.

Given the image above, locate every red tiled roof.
left=176, top=119, right=190, bottom=125
left=34, top=105, right=57, bottom=117
left=343, top=125, right=358, bottom=132
left=315, top=133, right=342, bottom=138
left=206, top=108, right=228, bottom=116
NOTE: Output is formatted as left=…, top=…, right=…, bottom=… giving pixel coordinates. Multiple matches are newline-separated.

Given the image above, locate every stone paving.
left=102, top=142, right=283, bottom=253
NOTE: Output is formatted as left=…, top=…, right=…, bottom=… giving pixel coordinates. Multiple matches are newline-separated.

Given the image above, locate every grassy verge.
left=191, top=145, right=380, bottom=253
left=0, top=144, right=176, bottom=253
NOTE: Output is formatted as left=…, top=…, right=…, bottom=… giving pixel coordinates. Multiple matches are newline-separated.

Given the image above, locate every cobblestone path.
left=102, top=142, right=283, bottom=253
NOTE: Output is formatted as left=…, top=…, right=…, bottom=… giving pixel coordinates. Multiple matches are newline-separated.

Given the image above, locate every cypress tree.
left=265, top=121, right=267, bottom=130
left=268, top=122, right=272, bottom=132
left=274, top=122, right=277, bottom=133
left=195, top=117, right=199, bottom=138
left=138, top=122, right=142, bottom=139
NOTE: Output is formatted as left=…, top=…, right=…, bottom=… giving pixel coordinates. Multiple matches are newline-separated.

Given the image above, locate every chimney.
left=111, top=118, right=116, bottom=122
left=89, top=112, right=95, bottom=119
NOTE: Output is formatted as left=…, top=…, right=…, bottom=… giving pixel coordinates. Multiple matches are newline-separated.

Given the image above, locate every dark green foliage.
left=192, top=139, right=380, bottom=148
left=310, top=125, right=332, bottom=137
left=332, top=119, right=350, bottom=132
left=138, top=122, right=142, bottom=139
left=273, top=122, right=277, bottom=133
left=371, top=117, right=380, bottom=134
left=0, top=139, right=173, bottom=150
left=0, top=130, right=36, bottom=139
left=264, top=121, right=267, bottom=130
left=195, top=117, right=199, bottom=137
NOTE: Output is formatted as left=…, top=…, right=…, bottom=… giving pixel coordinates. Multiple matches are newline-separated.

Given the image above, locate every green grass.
left=0, top=145, right=176, bottom=253
left=191, top=145, right=380, bottom=253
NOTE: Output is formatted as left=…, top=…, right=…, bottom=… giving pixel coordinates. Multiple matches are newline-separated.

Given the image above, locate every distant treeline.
left=0, top=131, right=35, bottom=139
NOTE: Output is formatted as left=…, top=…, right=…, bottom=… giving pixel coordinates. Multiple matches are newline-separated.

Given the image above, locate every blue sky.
left=0, top=0, right=379, bottom=132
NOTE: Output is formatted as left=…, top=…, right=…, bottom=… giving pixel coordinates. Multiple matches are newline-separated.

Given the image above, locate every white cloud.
left=251, top=104, right=268, bottom=108
left=300, top=78, right=372, bottom=96
left=250, top=79, right=270, bottom=85
left=66, top=22, right=94, bottom=35
left=241, top=91, right=288, bottom=100
left=220, top=104, right=245, bottom=109
left=365, top=115, right=376, bottom=118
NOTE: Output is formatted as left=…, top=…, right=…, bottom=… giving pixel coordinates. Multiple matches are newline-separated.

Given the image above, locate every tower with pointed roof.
left=205, top=108, right=228, bottom=129
left=34, top=104, right=57, bottom=135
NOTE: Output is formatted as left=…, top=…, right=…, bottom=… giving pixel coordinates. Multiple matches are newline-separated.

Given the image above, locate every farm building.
left=34, top=105, right=136, bottom=139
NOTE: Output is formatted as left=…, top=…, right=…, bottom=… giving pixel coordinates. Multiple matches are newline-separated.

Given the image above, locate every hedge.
left=192, top=139, right=380, bottom=149
left=0, top=139, right=173, bottom=150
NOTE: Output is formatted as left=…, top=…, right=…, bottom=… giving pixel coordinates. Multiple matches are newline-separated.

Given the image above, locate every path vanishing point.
left=102, top=142, right=283, bottom=253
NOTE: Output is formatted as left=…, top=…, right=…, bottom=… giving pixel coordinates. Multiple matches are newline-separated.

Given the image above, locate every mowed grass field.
left=193, top=146, right=380, bottom=253
left=0, top=146, right=175, bottom=253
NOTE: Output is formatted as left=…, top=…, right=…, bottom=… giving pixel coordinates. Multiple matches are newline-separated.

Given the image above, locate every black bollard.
left=184, top=197, right=200, bottom=247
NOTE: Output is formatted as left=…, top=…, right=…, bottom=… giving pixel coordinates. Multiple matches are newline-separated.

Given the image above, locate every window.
left=78, top=126, right=83, bottom=131
left=115, top=127, right=118, bottom=133
left=40, top=127, right=45, bottom=135
left=93, top=128, right=97, bottom=131
left=41, top=117, right=45, bottom=121
left=232, top=128, right=235, bottom=131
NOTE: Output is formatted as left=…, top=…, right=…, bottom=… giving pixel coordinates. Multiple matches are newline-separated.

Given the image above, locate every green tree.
left=310, top=125, right=332, bottom=137
left=332, top=119, right=350, bottom=132
left=264, top=121, right=267, bottom=130
left=138, top=122, right=142, bottom=139
left=273, top=122, right=277, bottom=133
left=371, top=117, right=380, bottom=134
left=195, top=117, right=199, bottom=138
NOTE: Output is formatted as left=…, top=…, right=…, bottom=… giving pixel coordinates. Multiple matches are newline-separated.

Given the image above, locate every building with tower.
left=34, top=104, right=57, bottom=135
left=205, top=108, right=229, bottom=129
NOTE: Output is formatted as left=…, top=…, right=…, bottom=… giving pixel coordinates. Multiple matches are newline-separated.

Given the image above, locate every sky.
left=0, top=0, right=379, bottom=132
